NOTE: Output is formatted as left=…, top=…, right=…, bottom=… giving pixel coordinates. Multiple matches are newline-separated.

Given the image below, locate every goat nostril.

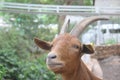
left=48, top=54, right=57, bottom=59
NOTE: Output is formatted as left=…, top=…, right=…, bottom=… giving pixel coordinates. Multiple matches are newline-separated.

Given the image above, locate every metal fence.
left=0, top=2, right=120, bottom=45
left=81, top=16, right=120, bottom=45
left=0, top=2, right=120, bottom=16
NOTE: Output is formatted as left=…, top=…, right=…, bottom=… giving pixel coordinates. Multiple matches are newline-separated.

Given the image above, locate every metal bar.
left=0, top=2, right=120, bottom=16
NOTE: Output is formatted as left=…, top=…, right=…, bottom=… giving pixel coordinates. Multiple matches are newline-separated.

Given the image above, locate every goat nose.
left=47, top=53, right=57, bottom=59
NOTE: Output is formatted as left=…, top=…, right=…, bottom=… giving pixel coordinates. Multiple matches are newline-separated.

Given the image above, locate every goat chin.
left=46, top=60, right=64, bottom=73
left=47, top=64, right=64, bottom=73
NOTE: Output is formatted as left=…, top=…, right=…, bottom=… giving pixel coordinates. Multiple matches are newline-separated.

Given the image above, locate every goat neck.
left=61, top=59, right=101, bottom=80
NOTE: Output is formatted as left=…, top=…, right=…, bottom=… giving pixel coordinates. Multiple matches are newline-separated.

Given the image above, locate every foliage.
left=0, top=28, right=28, bottom=79
left=0, top=49, right=19, bottom=80
left=0, top=50, right=57, bottom=80
left=84, top=0, right=93, bottom=5
left=105, top=39, right=117, bottom=45
left=0, top=28, right=30, bottom=58
left=3, top=0, right=57, bottom=4
left=17, top=54, right=56, bottom=80
left=2, top=0, right=94, bottom=6
left=2, top=13, right=58, bottom=38
left=0, top=64, right=6, bottom=80
left=0, top=27, right=57, bottom=80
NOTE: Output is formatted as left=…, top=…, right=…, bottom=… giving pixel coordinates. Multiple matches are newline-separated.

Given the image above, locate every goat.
left=81, top=34, right=103, bottom=79
left=82, top=54, right=103, bottom=79
left=34, top=16, right=109, bottom=80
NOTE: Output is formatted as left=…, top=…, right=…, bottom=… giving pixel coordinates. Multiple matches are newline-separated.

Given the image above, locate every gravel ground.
left=99, top=56, right=120, bottom=80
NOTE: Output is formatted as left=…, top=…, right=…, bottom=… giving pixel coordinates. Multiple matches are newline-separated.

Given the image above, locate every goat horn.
left=60, top=17, right=70, bottom=34
left=70, top=16, right=109, bottom=37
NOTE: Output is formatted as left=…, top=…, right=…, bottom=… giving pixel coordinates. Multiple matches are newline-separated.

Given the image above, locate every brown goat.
left=34, top=16, right=109, bottom=80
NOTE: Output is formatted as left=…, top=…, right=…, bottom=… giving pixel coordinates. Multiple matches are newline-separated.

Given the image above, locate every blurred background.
left=0, top=0, right=120, bottom=80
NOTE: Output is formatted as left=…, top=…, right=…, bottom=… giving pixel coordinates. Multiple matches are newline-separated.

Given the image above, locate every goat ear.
left=34, top=38, right=51, bottom=50
left=81, top=44, right=94, bottom=54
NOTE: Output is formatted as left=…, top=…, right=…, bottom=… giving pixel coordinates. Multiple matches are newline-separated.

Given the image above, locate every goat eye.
left=72, top=45, right=79, bottom=49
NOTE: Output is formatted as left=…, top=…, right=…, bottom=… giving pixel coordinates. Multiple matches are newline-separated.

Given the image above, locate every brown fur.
left=34, top=33, right=101, bottom=80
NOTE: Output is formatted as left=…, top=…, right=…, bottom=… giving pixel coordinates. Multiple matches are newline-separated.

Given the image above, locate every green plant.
left=18, top=54, right=57, bottom=80
left=0, top=49, right=20, bottom=80
left=0, top=64, right=6, bottom=80
left=0, top=27, right=58, bottom=80
left=105, top=39, right=117, bottom=45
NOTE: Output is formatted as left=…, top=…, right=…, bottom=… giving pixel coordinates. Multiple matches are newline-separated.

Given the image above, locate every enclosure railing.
left=0, top=2, right=120, bottom=16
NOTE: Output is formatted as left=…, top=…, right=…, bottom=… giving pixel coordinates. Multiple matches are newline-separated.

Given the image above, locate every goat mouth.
left=47, top=63, right=64, bottom=73
left=47, top=63, right=63, bottom=67
left=47, top=62, right=64, bottom=70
